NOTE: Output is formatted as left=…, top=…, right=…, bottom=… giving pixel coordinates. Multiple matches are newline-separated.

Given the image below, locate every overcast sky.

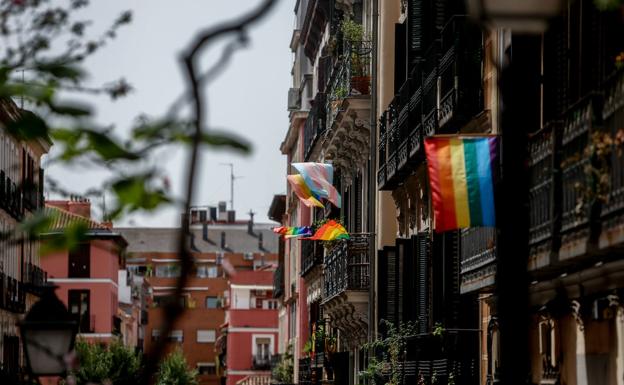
left=46, top=1, right=292, bottom=227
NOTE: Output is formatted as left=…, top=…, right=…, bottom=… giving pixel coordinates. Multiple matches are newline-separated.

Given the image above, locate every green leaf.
left=5, top=111, right=49, bottom=140
left=34, top=61, right=85, bottom=81
left=84, top=129, right=140, bottom=160
left=48, top=101, right=92, bottom=116
left=111, top=174, right=170, bottom=216
left=40, top=222, right=89, bottom=255
left=199, top=131, right=251, bottom=153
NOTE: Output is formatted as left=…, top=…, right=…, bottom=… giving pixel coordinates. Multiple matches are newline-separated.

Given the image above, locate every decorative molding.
left=570, top=300, right=584, bottom=331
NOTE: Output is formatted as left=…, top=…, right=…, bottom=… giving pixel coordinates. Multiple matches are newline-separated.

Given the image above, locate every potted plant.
left=340, top=17, right=370, bottom=95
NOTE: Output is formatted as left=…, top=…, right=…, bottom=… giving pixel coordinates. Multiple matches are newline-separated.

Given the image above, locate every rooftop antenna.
left=219, top=163, right=241, bottom=211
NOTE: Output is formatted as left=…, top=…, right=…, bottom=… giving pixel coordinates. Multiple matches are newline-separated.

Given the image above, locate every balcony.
left=273, top=263, right=284, bottom=298
left=528, top=123, right=561, bottom=272
left=0, top=171, right=22, bottom=220
left=301, top=241, right=323, bottom=277
left=459, top=228, right=497, bottom=294
left=300, top=0, right=330, bottom=60
left=438, top=16, right=483, bottom=130
left=324, top=40, right=372, bottom=181
left=252, top=355, right=271, bottom=371
left=303, top=92, right=326, bottom=161
left=298, top=358, right=312, bottom=385
left=321, top=234, right=370, bottom=347
left=22, top=262, right=48, bottom=295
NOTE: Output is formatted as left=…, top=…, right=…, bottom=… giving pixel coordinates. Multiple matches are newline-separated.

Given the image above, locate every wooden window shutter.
left=443, top=231, right=460, bottom=326
left=543, top=14, right=568, bottom=122
left=432, top=232, right=444, bottom=326
left=395, top=22, right=407, bottom=94
left=416, top=232, right=430, bottom=334
left=355, top=173, right=362, bottom=233
left=408, top=0, right=425, bottom=63
left=402, top=237, right=417, bottom=324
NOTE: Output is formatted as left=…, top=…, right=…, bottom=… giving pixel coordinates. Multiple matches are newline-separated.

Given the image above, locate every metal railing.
left=325, top=40, right=372, bottom=130
left=301, top=241, right=323, bottom=277
left=273, top=263, right=284, bottom=298
left=252, top=354, right=271, bottom=370
left=323, top=234, right=370, bottom=300
left=303, top=92, right=326, bottom=161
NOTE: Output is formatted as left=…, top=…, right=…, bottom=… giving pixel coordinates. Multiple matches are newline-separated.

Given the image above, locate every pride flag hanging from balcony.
left=287, top=174, right=324, bottom=208
left=272, top=226, right=313, bottom=238
left=304, top=219, right=349, bottom=241
left=291, top=163, right=341, bottom=208
left=424, top=136, right=499, bottom=232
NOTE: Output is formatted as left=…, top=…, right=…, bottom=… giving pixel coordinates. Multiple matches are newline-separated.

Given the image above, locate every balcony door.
left=68, top=243, right=90, bottom=278
left=69, top=289, right=91, bottom=333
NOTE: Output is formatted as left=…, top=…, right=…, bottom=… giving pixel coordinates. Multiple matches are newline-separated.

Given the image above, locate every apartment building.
left=277, top=1, right=624, bottom=385
left=42, top=199, right=129, bottom=343
left=221, top=270, right=278, bottom=385
left=0, top=98, right=50, bottom=383
left=119, top=204, right=278, bottom=385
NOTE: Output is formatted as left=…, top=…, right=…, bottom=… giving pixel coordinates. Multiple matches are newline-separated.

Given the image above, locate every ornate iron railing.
left=303, top=92, right=327, bottom=161
left=323, top=234, right=370, bottom=300
left=460, top=228, right=497, bottom=293
left=301, top=241, right=323, bottom=277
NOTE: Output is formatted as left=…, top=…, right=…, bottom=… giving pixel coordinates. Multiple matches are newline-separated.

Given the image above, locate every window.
left=155, top=264, right=181, bottom=278
left=197, top=265, right=218, bottom=278
left=205, top=296, right=220, bottom=309
left=254, top=337, right=271, bottom=359
left=168, top=330, right=183, bottom=343
left=197, top=363, right=216, bottom=375
left=68, top=290, right=90, bottom=333
left=154, top=295, right=186, bottom=308
left=288, top=302, right=296, bottom=339
left=68, top=243, right=90, bottom=278
left=196, top=329, right=216, bottom=343
left=151, top=329, right=160, bottom=342
left=263, top=300, right=278, bottom=310
left=128, top=265, right=147, bottom=276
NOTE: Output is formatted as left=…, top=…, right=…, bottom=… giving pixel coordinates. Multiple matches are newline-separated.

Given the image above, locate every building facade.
left=119, top=205, right=278, bottom=385
left=277, top=1, right=624, bottom=385
left=222, top=270, right=278, bottom=385
left=42, top=199, right=128, bottom=344
left=0, top=98, right=50, bottom=383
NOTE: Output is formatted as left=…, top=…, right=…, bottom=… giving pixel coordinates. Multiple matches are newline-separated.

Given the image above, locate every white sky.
left=46, top=1, right=293, bottom=226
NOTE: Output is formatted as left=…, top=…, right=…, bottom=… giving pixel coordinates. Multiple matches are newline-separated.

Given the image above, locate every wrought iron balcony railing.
left=303, top=92, right=326, bottom=161
left=0, top=171, right=22, bottom=220
left=325, top=40, right=372, bottom=130
left=301, top=240, right=323, bottom=277
left=298, top=357, right=312, bottom=385
left=323, top=234, right=370, bottom=300
left=273, top=263, right=284, bottom=298
left=460, top=227, right=497, bottom=294
left=0, top=274, right=26, bottom=313
left=22, top=262, right=48, bottom=295
left=252, top=355, right=271, bottom=370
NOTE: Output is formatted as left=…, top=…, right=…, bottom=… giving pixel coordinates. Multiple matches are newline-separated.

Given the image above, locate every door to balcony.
left=68, top=243, right=90, bottom=278
left=69, top=289, right=91, bottom=333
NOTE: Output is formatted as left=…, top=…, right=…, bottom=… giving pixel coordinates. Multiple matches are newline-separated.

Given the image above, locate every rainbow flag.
left=304, top=220, right=350, bottom=241
left=424, top=136, right=499, bottom=232
left=272, top=226, right=313, bottom=238
left=287, top=174, right=324, bottom=208
left=291, top=163, right=341, bottom=208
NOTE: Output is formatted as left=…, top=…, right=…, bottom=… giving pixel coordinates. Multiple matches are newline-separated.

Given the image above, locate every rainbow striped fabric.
left=291, top=163, right=341, bottom=208
left=272, top=226, right=313, bottom=238
left=424, top=136, right=499, bottom=232
left=304, top=220, right=349, bottom=241
left=287, top=174, right=324, bottom=208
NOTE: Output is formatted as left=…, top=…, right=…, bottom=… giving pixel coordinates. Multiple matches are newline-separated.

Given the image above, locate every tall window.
left=68, top=290, right=90, bottom=333
left=68, top=243, right=90, bottom=278
left=155, top=264, right=181, bottom=278
left=205, top=296, right=220, bottom=309
left=254, top=337, right=271, bottom=359
left=196, top=330, right=216, bottom=343
left=197, top=265, right=218, bottom=278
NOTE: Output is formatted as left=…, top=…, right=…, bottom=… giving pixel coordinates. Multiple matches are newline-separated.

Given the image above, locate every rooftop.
left=117, top=223, right=279, bottom=254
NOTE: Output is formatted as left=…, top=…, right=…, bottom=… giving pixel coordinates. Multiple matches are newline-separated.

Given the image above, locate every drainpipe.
left=368, top=0, right=379, bottom=344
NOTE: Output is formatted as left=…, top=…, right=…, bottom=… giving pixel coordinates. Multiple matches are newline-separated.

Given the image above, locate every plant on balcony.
left=156, top=349, right=199, bottom=385
left=67, top=339, right=143, bottom=385
left=575, top=131, right=613, bottom=215
left=272, top=344, right=294, bottom=384
left=360, top=320, right=417, bottom=385
left=339, top=18, right=370, bottom=95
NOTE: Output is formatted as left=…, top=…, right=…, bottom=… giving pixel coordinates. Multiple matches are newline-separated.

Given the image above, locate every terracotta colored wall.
left=43, top=239, right=120, bottom=281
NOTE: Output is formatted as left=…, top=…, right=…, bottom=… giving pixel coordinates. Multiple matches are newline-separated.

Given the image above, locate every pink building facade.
left=42, top=199, right=127, bottom=343
left=223, top=270, right=279, bottom=385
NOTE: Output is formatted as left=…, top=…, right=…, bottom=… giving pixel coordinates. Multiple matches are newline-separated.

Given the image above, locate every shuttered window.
left=416, top=232, right=430, bottom=334
left=197, top=329, right=216, bottom=343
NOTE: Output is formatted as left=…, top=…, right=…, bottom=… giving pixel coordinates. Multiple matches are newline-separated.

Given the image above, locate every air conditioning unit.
left=288, top=88, right=301, bottom=111
left=244, top=252, right=254, bottom=261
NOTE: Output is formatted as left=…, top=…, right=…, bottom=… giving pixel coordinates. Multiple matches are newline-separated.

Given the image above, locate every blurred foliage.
left=155, top=349, right=199, bottom=385
left=595, top=0, right=624, bottom=11
left=0, top=0, right=251, bottom=251
left=68, top=339, right=143, bottom=385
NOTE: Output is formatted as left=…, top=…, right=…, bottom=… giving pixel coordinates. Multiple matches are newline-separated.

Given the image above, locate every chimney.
left=227, top=210, right=236, bottom=223
left=218, top=201, right=227, bottom=221
left=258, top=232, right=263, bottom=250
left=247, top=210, right=255, bottom=235
left=220, top=231, right=226, bottom=250
left=67, top=196, right=91, bottom=218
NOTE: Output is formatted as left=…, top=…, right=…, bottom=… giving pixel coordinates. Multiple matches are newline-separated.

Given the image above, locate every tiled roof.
left=117, top=223, right=279, bottom=254
left=44, top=205, right=110, bottom=231
left=230, top=270, right=275, bottom=286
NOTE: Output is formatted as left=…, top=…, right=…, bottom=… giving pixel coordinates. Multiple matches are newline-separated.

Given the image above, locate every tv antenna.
left=219, top=163, right=241, bottom=211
